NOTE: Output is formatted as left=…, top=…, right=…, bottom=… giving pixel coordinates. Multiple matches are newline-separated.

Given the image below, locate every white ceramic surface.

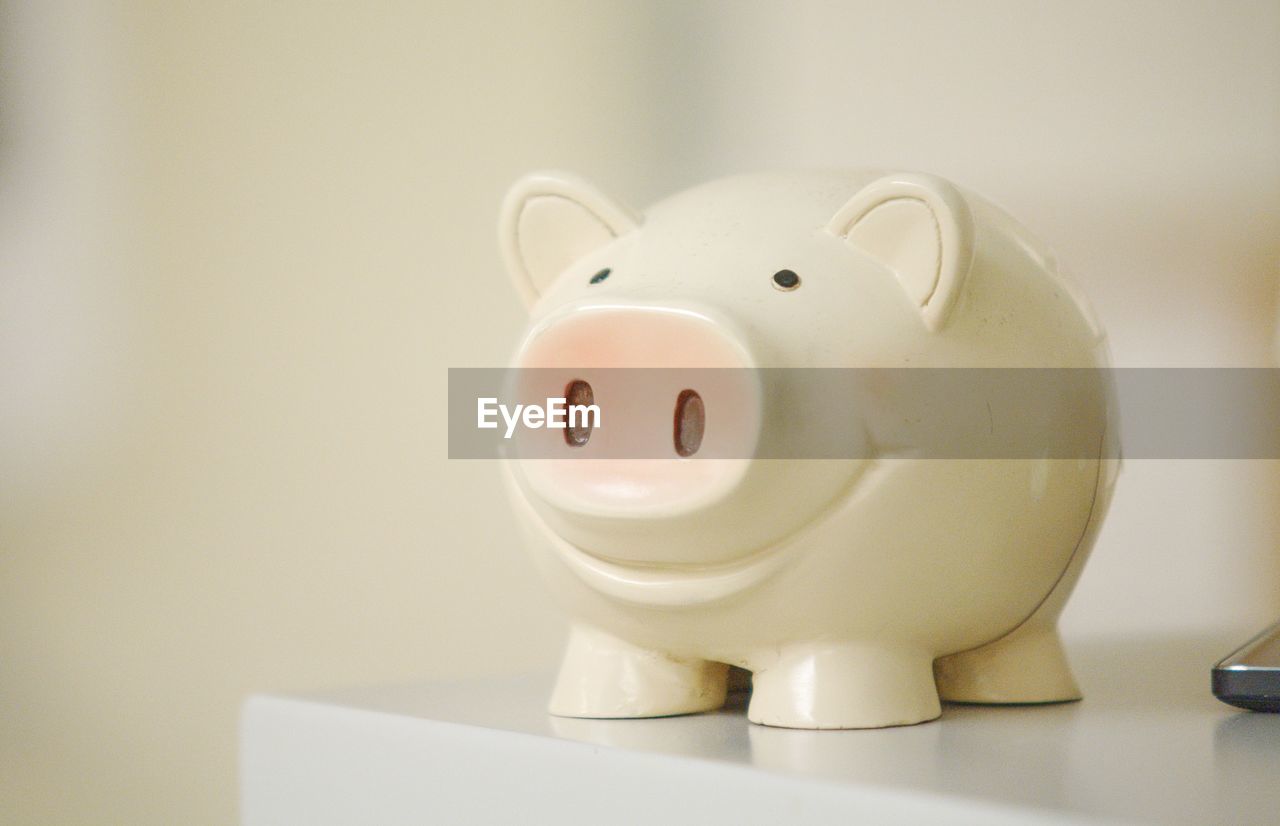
left=499, top=170, right=1118, bottom=729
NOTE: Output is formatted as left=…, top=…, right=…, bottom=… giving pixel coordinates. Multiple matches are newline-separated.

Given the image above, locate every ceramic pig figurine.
left=498, top=170, right=1116, bottom=729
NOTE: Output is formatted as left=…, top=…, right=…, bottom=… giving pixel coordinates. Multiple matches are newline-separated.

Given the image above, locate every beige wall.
left=2, top=2, right=1277, bottom=824
left=2, top=2, right=682, bottom=823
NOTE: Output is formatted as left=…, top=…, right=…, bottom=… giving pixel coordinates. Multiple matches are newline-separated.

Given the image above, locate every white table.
left=241, top=632, right=1280, bottom=825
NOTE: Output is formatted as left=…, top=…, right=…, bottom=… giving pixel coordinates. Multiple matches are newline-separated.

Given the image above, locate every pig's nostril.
left=673, top=389, right=705, bottom=457
left=564, top=379, right=595, bottom=447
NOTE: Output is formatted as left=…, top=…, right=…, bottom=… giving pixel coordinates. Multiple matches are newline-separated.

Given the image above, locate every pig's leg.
left=549, top=624, right=728, bottom=718
left=748, top=642, right=940, bottom=728
left=934, top=447, right=1111, bottom=705
left=933, top=621, right=1081, bottom=703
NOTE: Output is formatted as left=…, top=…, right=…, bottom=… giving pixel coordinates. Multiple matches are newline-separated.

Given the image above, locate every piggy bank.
left=497, top=170, right=1116, bottom=729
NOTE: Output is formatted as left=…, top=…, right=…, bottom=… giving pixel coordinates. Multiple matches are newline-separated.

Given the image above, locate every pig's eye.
left=772, top=269, right=800, bottom=291
left=589, top=268, right=611, bottom=285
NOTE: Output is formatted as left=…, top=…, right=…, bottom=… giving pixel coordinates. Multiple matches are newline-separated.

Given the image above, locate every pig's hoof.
left=748, top=643, right=940, bottom=729
left=935, top=623, right=1081, bottom=704
left=549, top=625, right=728, bottom=718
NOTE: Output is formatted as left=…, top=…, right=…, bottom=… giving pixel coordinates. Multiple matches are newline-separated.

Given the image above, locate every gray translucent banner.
left=447, top=368, right=1280, bottom=459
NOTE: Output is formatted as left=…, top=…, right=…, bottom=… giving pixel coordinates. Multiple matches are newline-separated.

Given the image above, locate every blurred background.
left=1, top=1, right=1277, bottom=823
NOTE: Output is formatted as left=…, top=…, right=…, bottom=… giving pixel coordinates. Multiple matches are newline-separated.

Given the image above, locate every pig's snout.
left=549, top=378, right=703, bottom=457
left=511, top=304, right=760, bottom=518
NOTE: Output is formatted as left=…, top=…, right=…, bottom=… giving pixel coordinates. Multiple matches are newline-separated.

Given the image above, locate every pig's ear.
left=826, top=173, right=975, bottom=332
left=500, top=171, right=639, bottom=308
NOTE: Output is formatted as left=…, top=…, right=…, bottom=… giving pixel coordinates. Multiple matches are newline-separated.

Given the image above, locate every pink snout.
left=510, top=304, right=760, bottom=518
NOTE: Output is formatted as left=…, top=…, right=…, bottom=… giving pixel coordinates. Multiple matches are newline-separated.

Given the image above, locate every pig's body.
left=499, top=170, right=1116, bottom=729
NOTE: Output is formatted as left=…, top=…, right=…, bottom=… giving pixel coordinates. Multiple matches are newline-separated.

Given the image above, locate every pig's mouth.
left=501, top=459, right=882, bottom=607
